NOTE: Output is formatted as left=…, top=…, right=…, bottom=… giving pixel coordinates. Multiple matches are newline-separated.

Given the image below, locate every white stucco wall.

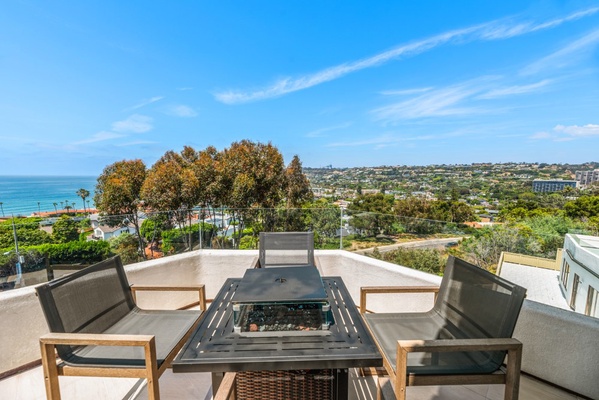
left=0, top=250, right=257, bottom=375
left=0, top=250, right=597, bottom=398
left=512, top=299, right=599, bottom=400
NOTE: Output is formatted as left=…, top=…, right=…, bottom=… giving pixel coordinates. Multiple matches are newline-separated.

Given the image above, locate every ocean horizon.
left=0, top=175, right=97, bottom=217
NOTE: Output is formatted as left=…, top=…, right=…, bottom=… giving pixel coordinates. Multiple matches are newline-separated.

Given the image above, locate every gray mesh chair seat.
left=36, top=256, right=205, bottom=400
left=361, top=256, right=527, bottom=400
left=259, top=232, right=315, bottom=267
left=63, top=308, right=200, bottom=368
left=365, top=311, right=504, bottom=375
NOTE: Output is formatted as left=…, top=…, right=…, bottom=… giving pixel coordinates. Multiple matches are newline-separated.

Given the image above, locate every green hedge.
left=0, top=241, right=113, bottom=277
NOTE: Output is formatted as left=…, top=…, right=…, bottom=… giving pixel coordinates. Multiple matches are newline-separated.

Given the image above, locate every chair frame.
left=360, top=260, right=524, bottom=400
left=258, top=231, right=315, bottom=268
left=38, top=259, right=207, bottom=400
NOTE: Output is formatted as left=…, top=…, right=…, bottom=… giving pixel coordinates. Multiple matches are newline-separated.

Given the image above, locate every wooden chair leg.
left=144, top=338, right=160, bottom=400
left=504, top=344, right=522, bottom=400
left=395, top=344, right=408, bottom=400
left=214, top=372, right=237, bottom=400
left=40, top=342, right=61, bottom=400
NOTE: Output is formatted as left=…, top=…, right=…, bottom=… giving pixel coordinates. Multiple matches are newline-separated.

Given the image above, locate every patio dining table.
left=172, top=267, right=382, bottom=399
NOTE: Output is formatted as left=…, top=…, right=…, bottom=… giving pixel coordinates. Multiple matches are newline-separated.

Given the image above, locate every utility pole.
left=340, top=206, right=344, bottom=250
left=11, top=216, right=24, bottom=287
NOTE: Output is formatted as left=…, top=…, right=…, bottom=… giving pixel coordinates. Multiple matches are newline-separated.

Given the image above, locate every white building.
left=560, top=234, right=599, bottom=318
left=93, top=224, right=135, bottom=241
left=575, top=169, right=599, bottom=187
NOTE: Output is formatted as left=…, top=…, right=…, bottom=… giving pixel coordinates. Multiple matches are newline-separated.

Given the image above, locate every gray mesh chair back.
left=431, top=256, right=527, bottom=372
left=36, top=256, right=135, bottom=361
left=259, top=232, right=315, bottom=267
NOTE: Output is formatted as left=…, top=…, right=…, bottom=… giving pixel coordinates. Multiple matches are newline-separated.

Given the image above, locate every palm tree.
left=0, top=202, right=4, bottom=217
left=37, top=201, right=41, bottom=216
left=65, top=205, right=72, bottom=213
left=76, top=188, right=90, bottom=214
left=53, top=202, right=58, bottom=215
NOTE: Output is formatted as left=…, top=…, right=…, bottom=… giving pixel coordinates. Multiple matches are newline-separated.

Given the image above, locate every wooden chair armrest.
left=359, top=286, right=439, bottom=314
left=213, top=372, right=237, bottom=400
left=40, top=332, right=155, bottom=347
left=397, top=338, right=522, bottom=353
left=130, top=284, right=207, bottom=311
left=39, top=332, right=159, bottom=389
left=392, top=338, right=522, bottom=400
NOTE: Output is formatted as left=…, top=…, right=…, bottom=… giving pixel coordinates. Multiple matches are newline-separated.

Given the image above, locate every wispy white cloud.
left=73, top=131, right=125, bottom=145
left=479, top=7, right=599, bottom=40
left=127, top=96, right=164, bottom=111
left=522, top=28, right=599, bottom=75
left=214, top=7, right=599, bottom=104
left=327, top=131, right=447, bottom=149
left=306, top=122, right=353, bottom=138
left=530, top=124, right=599, bottom=141
left=177, top=87, right=193, bottom=91
left=214, top=24, right=483, bottom=104
left=116, top=140, right=158, bottom=147
left=327, top=134, right=399, bottom=148
left=530, top=131, right=552, bottom=140
left=379, top=87, right=433, bottom=96
left=478, top=79, right=551, bottom=99
left=555, top=123, right=599, bottom=137
left=372, top=78, right=496, bottom=122
left=112, top=114, right=153, bottom=133
left=164, top=105, right=198, bottom=117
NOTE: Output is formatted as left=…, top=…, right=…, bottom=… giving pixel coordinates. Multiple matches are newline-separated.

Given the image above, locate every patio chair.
left=36, top=256, right=207, bottom=400
left=360, top=256, right=526, bottom=400
left=258, top=231, right=315, bottom=268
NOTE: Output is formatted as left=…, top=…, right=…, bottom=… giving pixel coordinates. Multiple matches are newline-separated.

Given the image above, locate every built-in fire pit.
left=233, top=266, right=331, bottom=334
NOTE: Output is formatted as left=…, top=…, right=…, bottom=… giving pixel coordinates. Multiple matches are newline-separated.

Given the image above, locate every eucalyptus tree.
left=285, top=155, right=313, bottom=208
left=141, top=149, right=201, bottom=250
left=220, top=140, right=286, bottom=235
left=94, top=159, right=147, bottom=259
left=282, top=155, right=313, bottom=231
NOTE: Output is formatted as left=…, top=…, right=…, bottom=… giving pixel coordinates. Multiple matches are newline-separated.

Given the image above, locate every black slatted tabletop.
left=172, top=277, right=382, bottom=373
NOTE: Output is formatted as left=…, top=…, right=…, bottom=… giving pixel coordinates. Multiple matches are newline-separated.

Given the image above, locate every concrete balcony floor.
left=0, top=363, right=584, bottom=400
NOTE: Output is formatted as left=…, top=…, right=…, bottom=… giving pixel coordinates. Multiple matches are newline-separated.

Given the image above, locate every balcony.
left=0, top=249, right=596, bottom=399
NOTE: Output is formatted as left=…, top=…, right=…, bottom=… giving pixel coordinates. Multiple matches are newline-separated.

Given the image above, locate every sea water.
left=0, top=176, right=97, bottom=217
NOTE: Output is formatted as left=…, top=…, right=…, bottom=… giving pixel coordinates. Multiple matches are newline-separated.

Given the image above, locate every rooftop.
left=1, top=250, right=597, bottom=399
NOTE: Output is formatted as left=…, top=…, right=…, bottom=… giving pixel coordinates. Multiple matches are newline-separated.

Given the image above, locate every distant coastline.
left=0, top=176, right=97, bottom=217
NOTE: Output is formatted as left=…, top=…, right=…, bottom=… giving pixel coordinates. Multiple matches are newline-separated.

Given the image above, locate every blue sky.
left=1, top=1, right=598, bottom=175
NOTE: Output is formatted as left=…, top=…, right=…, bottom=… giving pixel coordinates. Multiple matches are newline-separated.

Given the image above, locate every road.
left=353, top=237, right=464, bottom=255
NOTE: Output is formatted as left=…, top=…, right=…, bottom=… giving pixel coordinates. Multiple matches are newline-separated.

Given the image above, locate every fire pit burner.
left=232, top=267, right=332, bottom=334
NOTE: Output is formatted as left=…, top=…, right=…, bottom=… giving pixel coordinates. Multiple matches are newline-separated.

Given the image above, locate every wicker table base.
left=212, top=369, right=348, bottom=400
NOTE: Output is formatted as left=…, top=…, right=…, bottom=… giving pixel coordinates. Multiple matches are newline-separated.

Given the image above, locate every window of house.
left=561, top=261, right=570, bottom=287
left=585, top=286, right=598, bottom=317
left=570, top=274, right=580, bottom=309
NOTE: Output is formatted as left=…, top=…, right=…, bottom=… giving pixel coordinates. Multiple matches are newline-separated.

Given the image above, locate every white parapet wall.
left=1, top=249, right=598, bottom=400
left=316, top=250, right=442, bottom=313
left=0, top=250, right=257, bottom=375
left=512, top=299, right=599, bottom=400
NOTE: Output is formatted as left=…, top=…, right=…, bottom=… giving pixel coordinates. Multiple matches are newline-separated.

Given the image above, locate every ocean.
left=0, top=176, right=97, bottom=217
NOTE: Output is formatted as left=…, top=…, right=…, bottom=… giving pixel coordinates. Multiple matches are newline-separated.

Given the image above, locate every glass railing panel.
left=0, top=207, right=467, bottom=291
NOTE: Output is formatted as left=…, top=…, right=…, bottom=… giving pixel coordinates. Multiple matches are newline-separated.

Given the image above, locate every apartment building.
left=532, top=179, right=577, bottom=192
left=560, top=234, right=599, bottom=318
left=575, top=169, right=599, bottom=187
